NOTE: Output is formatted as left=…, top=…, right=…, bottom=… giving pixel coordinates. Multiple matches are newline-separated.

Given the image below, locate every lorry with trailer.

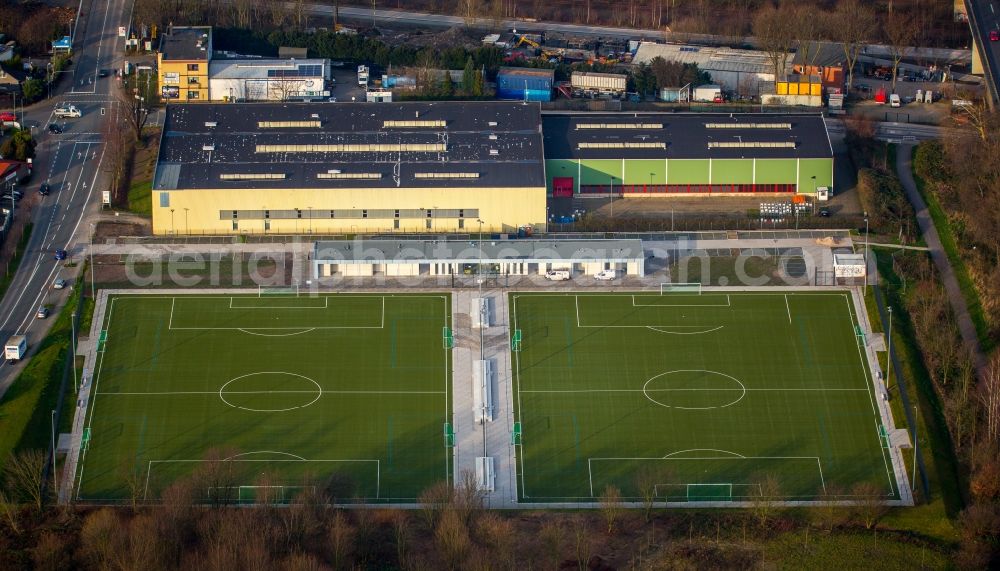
left=5, top=335, right=26, bottom=362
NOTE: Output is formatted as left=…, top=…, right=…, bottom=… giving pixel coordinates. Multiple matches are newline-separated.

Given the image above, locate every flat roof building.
left=157, top=26, right=212, bottom=102
left=542, top=113, right=833, bottom=197
left=152, top=101, right=547, bottom=235
left=312, top=238, right=645, bottom=278
left=208, top=58, right=331, bottom=101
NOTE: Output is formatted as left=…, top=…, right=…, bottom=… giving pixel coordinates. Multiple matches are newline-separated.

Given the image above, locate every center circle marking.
left=219, top=371, right=322, bottom=412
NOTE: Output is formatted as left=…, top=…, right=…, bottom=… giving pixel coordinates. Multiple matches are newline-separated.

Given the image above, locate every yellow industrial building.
left=151, top=102, right=547, bottom=235
left=156, top=26, right=212, bottom=102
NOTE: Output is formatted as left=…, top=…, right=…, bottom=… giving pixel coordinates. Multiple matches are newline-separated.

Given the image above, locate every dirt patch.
left=90, top=253, right=293, bottom=289
left=383, top=25, right=482, bottom=50
left=94, top=221, right=148, bottom=242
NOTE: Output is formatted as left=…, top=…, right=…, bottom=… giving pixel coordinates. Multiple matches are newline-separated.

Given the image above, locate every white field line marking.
left=98, top=390, right=446, bottom=395
left=844, top=293, right=899, bottom=497
left=632, top=295, right=731, bottom=308
left=646, top=326, right=723, bottom=335
left=237, top=328, right=316, bottom=337
left=519, top=387, right=868, bottom=393
left=229, top=297, right=329, bottom=309
left=663, top=448, right=746, bottom=458
left=168, top=296, right=384, bottom=330
left=587, top=456, right=824, bottom=497
left=76, top=296, right=117, bottom=500
left=144, top=459, right=380, bottom=501
left=576, top=296, right=721, bottom=329
left=785, top=294, right=792, bottom=324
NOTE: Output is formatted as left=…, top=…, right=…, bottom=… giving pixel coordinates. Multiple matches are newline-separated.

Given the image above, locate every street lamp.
left=886, top=306, right=893, bottom=391
left=89, top=223, right=96, bottom=301
left=50, top=409, right=58, bottom=496
left=609, top=176, right=614, bottom=218
left=863, top=213, right=869, bottom=296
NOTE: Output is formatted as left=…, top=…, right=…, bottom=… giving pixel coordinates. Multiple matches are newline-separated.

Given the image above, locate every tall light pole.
left=609, top=176, right=614, bottom=218
left=89, top=223, right=96, bottom=301
left=50, top=409, right=58, bottom=496
left=864, top=213, right=869, bottom=296
left=911, top=404, right=919, bottom=494
left=71, top=312, right=78, bottom=392
left=885, top=306, right=893, bottom=391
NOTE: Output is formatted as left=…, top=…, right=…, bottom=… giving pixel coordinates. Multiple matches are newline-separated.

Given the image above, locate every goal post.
left=660, top=283, right=702, bottom=295
left=258, top=285, right=300, bottom=297
left=686, top=483, right=733, bottom=501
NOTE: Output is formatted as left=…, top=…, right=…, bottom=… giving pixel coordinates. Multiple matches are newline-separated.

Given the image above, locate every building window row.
left=578, top=183, right=797, bottom=194
left=219, top=208, right=479, bottom=220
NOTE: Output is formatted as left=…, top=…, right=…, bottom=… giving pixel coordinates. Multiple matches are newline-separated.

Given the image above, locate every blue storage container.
left=496, top=67, right=554, bottom=102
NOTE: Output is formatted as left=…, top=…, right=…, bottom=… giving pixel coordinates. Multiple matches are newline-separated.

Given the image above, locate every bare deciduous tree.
left=749, top=474, right=782, bottom=530
left=418, top=480, right=453, bottom=529
left=0, top=488, right=21, bottom=534
left=329, top=509, right=354, bottom=570
left=31, top=531, right=71, bottom=571
left=434, top=508, right=471, bottom=569
left=752, top=3, right=795, bottom=81
left=475, top=511, right=516, bottom=568
left=831, top=0, right=876, bottom=92
left=598, top=484, right=624, bottom=534
left=5, top=450, right=47, bottom=509
left=80, top=508, right=124, bottom=569
left=539, top=519, right=566, bottom=568
left=982, top=350, right=1000, bottom=444
left=634, top=465, right=669, bottom=521
left=884, top=12, right=915, bottom=93
left=851, top=481, right=888, bottom=529
left=120, top=460, right=146, bottom=511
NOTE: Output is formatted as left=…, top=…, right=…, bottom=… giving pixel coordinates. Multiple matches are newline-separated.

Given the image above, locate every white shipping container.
left=571, top=71, right=627, bottom=92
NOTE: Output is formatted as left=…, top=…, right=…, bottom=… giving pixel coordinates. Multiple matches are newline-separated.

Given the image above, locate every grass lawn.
left=509, top=292, right=900, bottom=503
left=127, top=180, right=151, bottom=217
left=0, top=285, right=82, bottom=469
left=76, top=293, right=451, bottom=503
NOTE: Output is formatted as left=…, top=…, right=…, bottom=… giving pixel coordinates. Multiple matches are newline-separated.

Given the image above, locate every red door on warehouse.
left=552, top=177, right=574, bottom=197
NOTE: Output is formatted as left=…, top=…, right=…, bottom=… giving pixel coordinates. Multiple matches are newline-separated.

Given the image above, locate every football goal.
left=660, top=283, right=702, bottom=295
left=259, top=285, right=300, bottom=297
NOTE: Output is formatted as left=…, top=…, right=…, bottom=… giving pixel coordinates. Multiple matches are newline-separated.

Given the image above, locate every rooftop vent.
left=489, top=149, right=499, bottom=156
left=202, top=144, right=215, bottom=151
left=204, top=121, right=217, bottom=128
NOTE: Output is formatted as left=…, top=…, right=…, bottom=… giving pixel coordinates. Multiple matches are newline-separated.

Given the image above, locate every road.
left=0, top=0, right=129, bottom=395
left=966, top=0, right=1000, bottom=105
left=327, top=2, right=970, bottom=65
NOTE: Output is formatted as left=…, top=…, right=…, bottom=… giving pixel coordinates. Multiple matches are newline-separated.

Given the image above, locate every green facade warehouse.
left=542, top=113, right=833, bottom=197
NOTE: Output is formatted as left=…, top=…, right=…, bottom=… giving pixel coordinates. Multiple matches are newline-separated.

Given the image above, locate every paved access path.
left=895, top=144, right=988, bottom=378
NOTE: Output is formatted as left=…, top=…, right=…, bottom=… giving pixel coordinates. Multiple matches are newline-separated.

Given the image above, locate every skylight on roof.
left=707, top=141, right=797, bottom=148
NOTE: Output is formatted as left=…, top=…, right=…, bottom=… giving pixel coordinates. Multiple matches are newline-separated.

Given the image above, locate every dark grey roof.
left=542, top=113, right=832, bottom=160
left=155, top=102, right=545, bottom=191
left=792, top=43, right=846, bottom=68
left=159, top=27, right=212, bottom=61
left=313, top=239, right=643, bottom=263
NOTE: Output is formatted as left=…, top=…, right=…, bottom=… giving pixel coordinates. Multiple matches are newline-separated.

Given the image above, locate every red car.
left=991, top=30, right=1000, bottom=41
left=0, top=112, right=15, bottom=122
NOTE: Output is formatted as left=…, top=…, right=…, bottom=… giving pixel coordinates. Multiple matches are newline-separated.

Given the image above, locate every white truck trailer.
left=5, top=335, right=26, bottom=361
left=571, top=71, right=627, bottom=96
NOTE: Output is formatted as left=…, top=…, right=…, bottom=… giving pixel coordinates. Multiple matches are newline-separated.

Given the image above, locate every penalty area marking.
left=229, top=297, right=330, bottom=310
left=646, top=325, right=723, bottom=335
left=575, top=296, right=722, bottom=330
left=168, top=296, right=385, bottom=331
left=586, top=455, right=826, bottom=497
left=631, top=295, right=731, bottom=308
left=143, top=456, right=381, bottom=500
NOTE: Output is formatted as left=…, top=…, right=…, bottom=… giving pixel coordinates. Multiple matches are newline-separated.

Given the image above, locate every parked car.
left=544, top=270, right=571, bottom=281
left=991, top=30, right=999, bottom=41
left=819, top=207, right=831, bottom=217
left=98, top=69, right=110, bottom=78
left=0, top=111, right=15, bottom=122
left=53, top=278, right=66, bottom=289
left=36, top=307, right=49, bottom=319
left=39, top=183, right=51, bottom=196
left=594, top=269, right=618, bottom=281
left=54, top=249, right=67, bottom=260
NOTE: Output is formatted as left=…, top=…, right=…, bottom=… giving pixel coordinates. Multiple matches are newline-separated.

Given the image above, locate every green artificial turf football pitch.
left=509, top=291, right=901, bottom=503
left=76, top=294, right=452, bottom=503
